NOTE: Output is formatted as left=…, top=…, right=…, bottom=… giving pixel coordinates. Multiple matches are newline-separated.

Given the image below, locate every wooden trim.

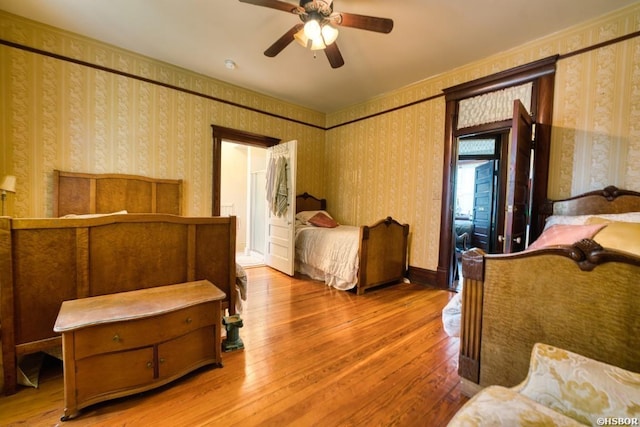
left=211, top=125, right=280, bottom=148
left=529, top=73, right=555, bottom=239
left=0, top=39, right=325, bottom=131
left=406, top=265, right=439, bottom=288
left=211, top=125, right=280, bottom=217
left=437, top=57, right=558, bottom=289
left=3, top=31, right=639, bottom=133
left=443, top=56, right=559, bottom=101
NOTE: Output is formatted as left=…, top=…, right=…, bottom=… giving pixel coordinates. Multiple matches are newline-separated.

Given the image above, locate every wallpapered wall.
left=325, top=4, right=640, bottom=270
left=0, top=11, right=326, bottom=218
left=2, top=5, right=640, bottom=273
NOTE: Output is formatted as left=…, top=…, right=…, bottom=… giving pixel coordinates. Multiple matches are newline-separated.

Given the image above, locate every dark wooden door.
left=471, top=160, right=495, bottom=252
left=502, top=100, right=533, bottom=253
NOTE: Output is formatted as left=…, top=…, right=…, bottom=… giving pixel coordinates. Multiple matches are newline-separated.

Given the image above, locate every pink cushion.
left=527, top=224, right=606, bottom=251
left=307, top=212, right=339, bottom=228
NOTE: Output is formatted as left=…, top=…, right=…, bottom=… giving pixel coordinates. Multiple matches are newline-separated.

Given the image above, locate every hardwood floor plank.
left=0, top=267, right=468, bottom=426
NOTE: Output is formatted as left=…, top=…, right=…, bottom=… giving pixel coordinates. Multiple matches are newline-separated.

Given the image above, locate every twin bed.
left=457, top=186, right=640, bottom=395
left=294, top=193, right=409, bottom=295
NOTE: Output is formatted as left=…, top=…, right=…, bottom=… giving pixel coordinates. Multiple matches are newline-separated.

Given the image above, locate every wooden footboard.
left=459, top=244, right=640, bottom=391
left=357, top=217, right=409, bottom=295
left=0, top=214, right=235, bottom=394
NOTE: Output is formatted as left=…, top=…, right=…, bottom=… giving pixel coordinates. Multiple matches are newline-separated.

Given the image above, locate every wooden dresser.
left=53, top=280, right=226, bottom=420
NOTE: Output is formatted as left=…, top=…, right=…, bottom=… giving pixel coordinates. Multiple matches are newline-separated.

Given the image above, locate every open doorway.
left=438, top=57, right=557, bottom=291
left=221, top=142, right=268, bottom=268
left=452, top=132, right=507, bottom=289
left=211, top=125, right=281, bottom=269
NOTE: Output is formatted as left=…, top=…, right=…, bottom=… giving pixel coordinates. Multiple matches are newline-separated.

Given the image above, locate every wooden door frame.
left=211, top=125, right=280, bottom=216
left=437, top=56, right=558, bottom=289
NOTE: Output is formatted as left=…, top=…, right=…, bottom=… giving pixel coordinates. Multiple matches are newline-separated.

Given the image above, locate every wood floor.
left=0, top=267, right=467, bottom=427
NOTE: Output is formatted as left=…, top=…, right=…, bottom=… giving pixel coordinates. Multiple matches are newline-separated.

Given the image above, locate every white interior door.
left=265, top=140, right=297, bottom=275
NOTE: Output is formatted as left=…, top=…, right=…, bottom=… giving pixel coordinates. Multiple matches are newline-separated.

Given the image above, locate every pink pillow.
left=527, top=223, right=607, bottom=251
left=307, top=212, right=339, bottom=228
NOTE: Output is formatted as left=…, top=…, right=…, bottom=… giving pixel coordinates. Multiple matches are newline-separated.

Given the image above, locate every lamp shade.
left=321, top=24, right=339, bottom=45
left=294, top=28, right=310, bottom=48
left=303, top=19, right=321, bottom=41
left=0, top=175, right=16, bottom=193
left=310, top=37, right=326, bottom=51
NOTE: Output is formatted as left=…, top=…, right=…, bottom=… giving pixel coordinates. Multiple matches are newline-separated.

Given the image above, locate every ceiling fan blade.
left=264, top=24, right=304, bottom=57
left=324, top=43, right=344, bottom=69
left=238, top=0, right=300, bottom=13
left=336, top=12, right=393, bottom=33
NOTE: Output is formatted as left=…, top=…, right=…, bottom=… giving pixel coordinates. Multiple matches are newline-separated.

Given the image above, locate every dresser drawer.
left=74, top=302, right=217, bottom=360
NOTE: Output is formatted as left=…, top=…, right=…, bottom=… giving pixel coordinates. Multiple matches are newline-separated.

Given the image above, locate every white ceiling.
left=0, top=0, right=637, bottom=113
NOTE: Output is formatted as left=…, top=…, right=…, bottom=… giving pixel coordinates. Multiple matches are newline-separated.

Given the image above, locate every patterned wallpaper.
left=457, top=82, right=532, bottom=129
left=0, top=11, right=326, bottom=218
left=325, top=4, right=640, bottom=270
left=2, top=4, right=640, bottom=274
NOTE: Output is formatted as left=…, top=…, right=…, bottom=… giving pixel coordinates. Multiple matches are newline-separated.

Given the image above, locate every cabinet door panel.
left=158, top=326, right=216, bottom=380
left=75, top=347, right=155, bottom=403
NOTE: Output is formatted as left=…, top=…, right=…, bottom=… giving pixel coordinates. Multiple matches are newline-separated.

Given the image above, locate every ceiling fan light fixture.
left=294, top=28, right=309, bottom=48
left=309, top=37, right=326, bottom=51
left=303, top=19, right=321, bottom=41
left=321, top=23, right=338, bottom=46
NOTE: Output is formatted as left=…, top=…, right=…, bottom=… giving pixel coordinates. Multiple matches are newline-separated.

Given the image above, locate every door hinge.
left=531, top=123, right=537, bottom=146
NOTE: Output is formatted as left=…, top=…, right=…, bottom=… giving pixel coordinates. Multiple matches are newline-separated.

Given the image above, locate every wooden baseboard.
left=407, top=265, right=446, bottom=289
left=459, top=378, right=484, bottom=398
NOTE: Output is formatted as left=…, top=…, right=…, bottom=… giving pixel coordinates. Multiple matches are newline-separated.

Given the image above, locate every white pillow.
left=544, top=212, right=640, bottom=230
left=295, top=210, right=333, bottom=225
left=544, top=214, right=592, bottom=229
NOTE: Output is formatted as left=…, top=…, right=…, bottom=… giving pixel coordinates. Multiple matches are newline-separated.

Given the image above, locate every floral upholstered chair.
left=447, top=343, right=640, bottom=426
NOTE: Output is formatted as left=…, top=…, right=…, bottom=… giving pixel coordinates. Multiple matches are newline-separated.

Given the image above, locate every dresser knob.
left=159, top=358, right=165, bottom=364
left=185, top=317, right=192, bottom=324
left=112, top=334, right=121, bottom=342
left=146, top=361, right=153, bottom=369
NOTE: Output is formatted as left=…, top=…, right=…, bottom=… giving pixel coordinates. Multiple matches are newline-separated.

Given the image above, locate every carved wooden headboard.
left=549, top=185, right=640, bottom=216
left=295, top=192, right=327, bottom=213
left=53, top=170, right=183, bottom=217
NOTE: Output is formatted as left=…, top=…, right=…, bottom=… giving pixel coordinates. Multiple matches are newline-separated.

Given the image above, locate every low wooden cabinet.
left=53, top=280, right=226, bottom=420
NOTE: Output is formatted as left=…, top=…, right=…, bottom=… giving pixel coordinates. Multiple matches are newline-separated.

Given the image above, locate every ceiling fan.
left=239, top=0, right=393, bottom=69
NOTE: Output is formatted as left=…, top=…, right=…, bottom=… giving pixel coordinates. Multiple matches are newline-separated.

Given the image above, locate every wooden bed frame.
left=295, top=193, right=410, bottom=295
left=458, top=186, right=640, bottom=396
left=0, top=214, right=236, bottom=395
left=53, top=170, right=183, bottom=217
left=1, top=171, right=236, bottom=395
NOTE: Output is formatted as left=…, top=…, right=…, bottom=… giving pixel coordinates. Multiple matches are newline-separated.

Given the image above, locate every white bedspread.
left=295, top=224, right=360, bottom=290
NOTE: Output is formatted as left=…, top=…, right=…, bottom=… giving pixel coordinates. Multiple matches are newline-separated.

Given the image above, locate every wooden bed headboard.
left=459, top=186, right=640, bottom=393
left=53, top=170, right=183, bottom=217
left=545, top=185, right=640, bottom=216
left=295, top=193, right=327, bottom=213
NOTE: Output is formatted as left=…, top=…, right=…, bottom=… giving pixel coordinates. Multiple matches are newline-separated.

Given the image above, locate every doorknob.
left=497, top=235, right=504, bottom=242
left=513, top=237, right=522, bottom=244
